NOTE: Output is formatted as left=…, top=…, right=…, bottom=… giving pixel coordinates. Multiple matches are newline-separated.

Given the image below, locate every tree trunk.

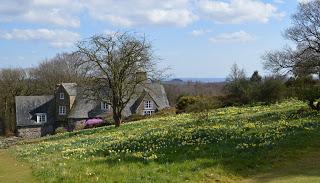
left=308, top=100, right=316, bottom=110
left=113, top=114, right=122, bottom=128
left=4, top=99, right=11, bottom=136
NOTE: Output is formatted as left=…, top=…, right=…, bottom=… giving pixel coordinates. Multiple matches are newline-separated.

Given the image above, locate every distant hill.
left=179, top=77, right=226, bottom=83
left=164, top=78, right=226, bottom=84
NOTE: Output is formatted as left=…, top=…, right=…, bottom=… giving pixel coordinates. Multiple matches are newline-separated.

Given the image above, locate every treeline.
left=174, top=63, right=320, bottom=115
left=222, top=64, right=286, bottom=106
left=0, top=53, right=81, bottom=136
left=163, top=82, right=224, bottom=106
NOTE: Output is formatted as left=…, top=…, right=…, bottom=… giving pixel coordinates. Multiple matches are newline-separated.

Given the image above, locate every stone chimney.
left=136, top=70, right=148, bottom=82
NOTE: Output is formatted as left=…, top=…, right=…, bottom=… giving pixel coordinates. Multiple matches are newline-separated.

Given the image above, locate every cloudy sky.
left=0, top=0, right=310, bottom=78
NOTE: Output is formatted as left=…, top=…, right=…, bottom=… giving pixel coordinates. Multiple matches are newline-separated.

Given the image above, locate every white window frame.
left=144, top=100, right=153, bottom=110
left=59, top=106, right=67, bottom=115
left=101, top=102, right=110, bottom=111
left=143, top=110, right=155, bottom=116
left=36, top=113, right=47, bottom=123
left=59, top=92, right=65, bottom=99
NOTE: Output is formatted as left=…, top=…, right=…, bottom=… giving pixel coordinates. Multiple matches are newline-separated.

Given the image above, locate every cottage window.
left=144, top=100, right=152, bottom=109
left=60, top=92, right=65, bottom=99
left=143, top=110, right=155, bottom=116
left=36, top=113, right=47, bottom=123
left=101, top=102, right=110, bottom=111
left=59, top=106, right=67, bottom=115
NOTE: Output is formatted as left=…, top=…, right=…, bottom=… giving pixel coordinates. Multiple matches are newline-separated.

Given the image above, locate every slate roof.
left=67, top=95, right=98, bottom=119
left=62, top=83, right=77, bottom=96
left=144, top=82, right=170, bottom=110
left=122, top=82, right=170, bottom=117
left=69, top=82, right=170, bottom=118
left=15, top=96, right=55, bottom=127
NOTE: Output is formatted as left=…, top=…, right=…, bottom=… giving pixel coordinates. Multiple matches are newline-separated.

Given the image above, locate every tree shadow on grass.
left=242, top=150, right=320, bottom=183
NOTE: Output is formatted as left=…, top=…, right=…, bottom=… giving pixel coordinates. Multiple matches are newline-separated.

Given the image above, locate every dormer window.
left=144, top=100, right=152, bottom=109
left=101, top=102, right=110, bottom=111
left=143, top=100, right=154, bottom=116
left=59, top=92, right=65, bottom=99
left=36, top=113, right=47, bottom=123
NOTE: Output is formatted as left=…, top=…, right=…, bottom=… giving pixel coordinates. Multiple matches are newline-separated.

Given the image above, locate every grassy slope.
left=242, top=149, right=320, bottom=183
left=11, top=100, right=320, bottom=183
left=0, top=150, right=39, bottom=183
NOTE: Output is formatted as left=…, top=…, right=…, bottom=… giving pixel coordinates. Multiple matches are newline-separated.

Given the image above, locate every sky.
left=0, top=0, right=312, bottom=78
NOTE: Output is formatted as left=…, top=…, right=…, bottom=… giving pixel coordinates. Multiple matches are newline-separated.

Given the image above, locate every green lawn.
left=10, top=99, right=320, bottom=183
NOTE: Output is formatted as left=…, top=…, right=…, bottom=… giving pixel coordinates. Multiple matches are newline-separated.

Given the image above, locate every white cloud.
left=297, top=0, right=314, bottom=4
left=190, top=29, right=212, bottom=37
left=147, top=9, right=197, bottom=27
left=0, top=0, right=197, bottom=27
left=274, top=0, right=285, bottom=4
left=18, top=56, right=25, bottom=60
left=23, top=9, right=80, bottom=28
left=209, top=31, right=255, bottom=43
left=0, top=0, right=81, bottom=27
left=0, top=29, right=80, bottom=48
left=82, top=0, right=197, bottom=27
left=0, top=0, right=285, bottom=28
left=198, top=0, right=284, bottom=24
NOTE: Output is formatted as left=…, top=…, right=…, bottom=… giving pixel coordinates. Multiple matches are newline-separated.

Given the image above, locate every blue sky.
left=0, top=0, right=309, bottom=78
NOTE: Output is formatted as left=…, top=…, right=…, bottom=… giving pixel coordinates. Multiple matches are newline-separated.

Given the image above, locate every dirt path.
left=0, top=150, right=39, bottom=183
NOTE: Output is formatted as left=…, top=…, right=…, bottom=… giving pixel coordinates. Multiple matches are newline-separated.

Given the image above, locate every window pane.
left=37, top=114, right=46, bottom=123
left=59, top=106, right=66, bottom=115
left=144, top=101, right=152, bottom=109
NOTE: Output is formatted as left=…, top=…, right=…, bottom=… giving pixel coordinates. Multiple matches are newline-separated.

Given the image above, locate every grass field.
left=10, top=99, right=320, bottom=183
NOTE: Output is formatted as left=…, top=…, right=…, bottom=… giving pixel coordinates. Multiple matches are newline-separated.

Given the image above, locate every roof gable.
left=15, top=96, right=55, bottom=127
left=130, top=92, right=160, bottom=113
left=61, top=83, right=77, bottom=96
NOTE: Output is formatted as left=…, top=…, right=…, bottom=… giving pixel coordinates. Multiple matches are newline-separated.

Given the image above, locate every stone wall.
left=0, top=137, right=21, bottom=149
left=18, top=127, right=41, bottom=138
left=55, top=85, right=70, bottom=123
left=68, top=119, right=86, bottom=131
left=17, top=125, right=54, bottom=139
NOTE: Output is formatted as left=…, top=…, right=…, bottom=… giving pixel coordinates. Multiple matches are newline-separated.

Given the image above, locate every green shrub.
left=186, top=96, right=221, bottom=120
left=153, top=107, right=176, bottom=117
left=124, top=114, right=147, bottom=122
left=55, top=127, right=67, bottom=134
left=223, top=73, right=287, bottom=106
left=125, top=108, right=176, bottom=123
left=176, top=96, right=200, bottom=113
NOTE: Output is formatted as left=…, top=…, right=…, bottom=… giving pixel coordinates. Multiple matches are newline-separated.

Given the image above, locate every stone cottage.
left=15, top=81, right=169, bottom=138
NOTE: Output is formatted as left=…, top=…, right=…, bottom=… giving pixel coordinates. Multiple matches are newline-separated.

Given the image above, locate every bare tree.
left=262, top=1, right=320, bottom=110
left=29, top=52, right=82, bottom=95
left=262, top=1, right=320, bottom=78
left=75, top=32, right=160, bottom=127
left=0, top=68, right=29, bottom=135
left=226, top=63, right=246, bottom=82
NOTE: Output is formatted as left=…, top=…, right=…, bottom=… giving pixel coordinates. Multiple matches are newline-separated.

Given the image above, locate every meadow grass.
left=11, top=99, right=320, bottom=183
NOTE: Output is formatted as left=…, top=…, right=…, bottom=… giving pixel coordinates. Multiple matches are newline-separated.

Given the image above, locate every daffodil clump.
left=12, top=99, right=320, bottom=183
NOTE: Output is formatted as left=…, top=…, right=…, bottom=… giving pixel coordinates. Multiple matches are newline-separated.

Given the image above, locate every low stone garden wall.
left=0, top=137, right=21, bottom=149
